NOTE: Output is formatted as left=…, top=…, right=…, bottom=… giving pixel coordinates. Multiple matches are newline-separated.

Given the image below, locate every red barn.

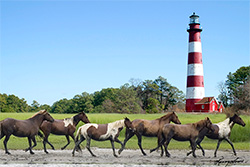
left=194, top=97, right=224, bottom=113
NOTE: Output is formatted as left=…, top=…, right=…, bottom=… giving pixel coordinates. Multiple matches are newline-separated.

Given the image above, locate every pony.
left=0, top=110, right=54, bottom=154
left=187, top=114, right=246, bottom=157
left=72, top=117, right=134, bottom=157
left=39, top=111, right=90, bottom=153
left=150, top=117, right=214, bottom=158
left=118, top=111, right=181, bottom=156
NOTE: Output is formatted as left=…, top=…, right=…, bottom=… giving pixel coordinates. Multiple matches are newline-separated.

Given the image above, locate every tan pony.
left=150, top=117, right=214, bottom=158
left=119, top=112, right=181, bottom=156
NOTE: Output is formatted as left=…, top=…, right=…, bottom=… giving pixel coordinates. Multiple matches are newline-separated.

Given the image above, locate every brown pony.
left=0, top=110, right=54, bottom=154
left=118, top=111, right=181, bottom=156
left=39, top=111, right=90, bottom=153
left=150, top=117, right=214, bottom=158
left=72, top=117, right=134, bottom=157
left=187, top=114, right=246, bottom=157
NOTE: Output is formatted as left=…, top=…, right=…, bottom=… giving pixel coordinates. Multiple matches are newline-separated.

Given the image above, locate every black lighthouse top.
left=187, top=12, right=202, bottom=32
left=189, top=12, right=200, bottom=24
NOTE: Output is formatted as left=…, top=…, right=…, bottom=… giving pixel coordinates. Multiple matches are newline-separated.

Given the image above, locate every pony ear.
left=124, top=117, right=130, bottom=121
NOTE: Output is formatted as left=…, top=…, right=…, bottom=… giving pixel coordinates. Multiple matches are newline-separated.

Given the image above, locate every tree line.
left=0, top=76, right=185, bottom=113
left=1, top=65, right=249, bottom=114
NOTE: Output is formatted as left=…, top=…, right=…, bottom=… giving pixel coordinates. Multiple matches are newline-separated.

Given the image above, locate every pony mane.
left=158, top=112, right=174, bottom=120
left=193, top=119, right=206, bottom=129
left=64, top=116, right=74, bottom=127
left=31, top=110, right=47, bottom=118
left=109, top=119, right=125, bottom=129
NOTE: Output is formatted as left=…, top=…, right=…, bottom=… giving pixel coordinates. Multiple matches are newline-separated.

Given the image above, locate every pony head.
left=124, top=117, right=135, bottom=132
left=204, top=117, right=214, bottom=132
left=231, top=114, right=246, bottom=127
left=79, top=111, right=90, bottom=124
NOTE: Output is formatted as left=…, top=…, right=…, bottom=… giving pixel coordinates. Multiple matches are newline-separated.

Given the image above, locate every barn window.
left=202, top=105, right=204, bottom=109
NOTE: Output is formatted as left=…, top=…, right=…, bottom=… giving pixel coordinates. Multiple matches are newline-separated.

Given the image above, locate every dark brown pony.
left=0, top=110, right=54, bottom=154
left=150, top=117, right=214, bottom=158
left=39, top=111, right=90, bottom=153
left=118, top=112, right=181, bottom=156
left=72, top=117, right=134, bottom=157
left=187, top=114, right=246, bottom=157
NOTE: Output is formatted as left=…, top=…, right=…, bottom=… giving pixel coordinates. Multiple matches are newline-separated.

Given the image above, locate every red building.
left=194, top=97, right=224, bottom=113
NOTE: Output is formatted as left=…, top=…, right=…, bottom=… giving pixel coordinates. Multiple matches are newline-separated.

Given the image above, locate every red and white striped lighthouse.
left=186, top=12, right=205, bottom=112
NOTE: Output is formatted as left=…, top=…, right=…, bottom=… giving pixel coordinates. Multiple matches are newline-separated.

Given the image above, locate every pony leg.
left=110, top=139, right=118, bottom=157
left=214, top=139, right=223, bottom=157
left=196, top=136, right=205, bottom=156
left=30, top=137, right=37, bottom=154
left=72, top=135, right=85, bottom=156
left=187, top=136, right=205, bottom=156
left=190, top=139, right=197, bottom=158
left=86, top=138, right=96, bottom=157
left=43, top=134, right=55, bottom=154
left=118, top=128, right=135, bottom=154
left=164, top=139, right=171, bottom=157
left=136, top=134, right=147, bottom=156
left=25, top=137, right=35, bottom=154
left=150, top=133, right=165, bottom=155
left=61, top=135, right=70, bottom=150
left=225, top=137, right=236, bottom=156
left=157, top=132, right=164, bottom=157
left=3, top=135, right=11, bottom=155
left=114, top=137, right=123, bottom=147
left=70, top=134, right=80, bottom=151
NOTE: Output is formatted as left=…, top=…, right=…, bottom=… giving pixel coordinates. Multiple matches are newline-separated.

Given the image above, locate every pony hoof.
left=5, top=152, right=11, bottom=155
left=30, top=152, right=35, bottom=155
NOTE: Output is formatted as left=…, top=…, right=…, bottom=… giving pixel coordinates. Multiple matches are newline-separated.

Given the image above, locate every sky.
left=0, top=1, right=249, bottom=106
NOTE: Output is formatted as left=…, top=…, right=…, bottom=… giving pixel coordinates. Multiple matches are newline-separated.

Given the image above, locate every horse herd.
left=0, top=110, right=246, bottom=158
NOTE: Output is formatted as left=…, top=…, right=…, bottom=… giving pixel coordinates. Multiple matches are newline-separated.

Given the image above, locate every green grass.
left=0, top=112, right=249, bottom=151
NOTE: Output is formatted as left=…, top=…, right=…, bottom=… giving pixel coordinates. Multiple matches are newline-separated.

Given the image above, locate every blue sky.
left=0, top=1, right=249, bottom=106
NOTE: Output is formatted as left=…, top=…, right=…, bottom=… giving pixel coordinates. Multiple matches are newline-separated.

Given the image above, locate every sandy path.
left=0, top=149, right=249, bottom=166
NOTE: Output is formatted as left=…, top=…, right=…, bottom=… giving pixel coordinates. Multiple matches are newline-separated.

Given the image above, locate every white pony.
left=72, top=117, right=134, bottom=157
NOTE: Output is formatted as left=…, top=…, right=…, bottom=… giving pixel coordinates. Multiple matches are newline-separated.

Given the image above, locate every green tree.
left=51, top=98, right=72, bottom=113
left=30, top=100, right=40, bottom=112
left=218, top=66, right=250, bottom=112
left=72, top=92, right=94, bottom=113
left=154, top=76, right=185, bottom=111
left=0, top=94, right=29, bottom=112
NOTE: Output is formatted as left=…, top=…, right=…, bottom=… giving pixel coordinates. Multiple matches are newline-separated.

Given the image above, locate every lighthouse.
left=186, top=12, right=205, bottom=112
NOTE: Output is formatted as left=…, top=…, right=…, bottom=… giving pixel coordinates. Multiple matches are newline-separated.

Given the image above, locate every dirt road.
left=0, top=148, right=249, bottom=166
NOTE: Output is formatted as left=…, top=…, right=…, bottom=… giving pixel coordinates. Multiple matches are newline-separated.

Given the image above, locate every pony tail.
left=75, top=127, right=81, bottom=142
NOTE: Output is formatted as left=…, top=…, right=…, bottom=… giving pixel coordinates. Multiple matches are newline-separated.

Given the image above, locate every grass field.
left=0, top=112, right=249, bottom=152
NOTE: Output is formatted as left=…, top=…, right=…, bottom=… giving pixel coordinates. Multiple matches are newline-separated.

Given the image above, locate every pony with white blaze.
left=187, top=114, right=246, bottom=157
left=72, top=117, right=134, bottom=157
